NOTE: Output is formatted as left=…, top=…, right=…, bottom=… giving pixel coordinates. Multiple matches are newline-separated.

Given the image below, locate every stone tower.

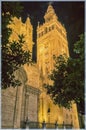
left=8, top=16, right=33, bottom=58
left=37, top=4, right=69, bottom=76
left=37, top=4, right=79, bottom=128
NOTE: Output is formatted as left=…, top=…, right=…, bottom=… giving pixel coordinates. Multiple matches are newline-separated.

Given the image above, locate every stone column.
left=13, top=68, right=28, bottom=128
left=13, top=85, right=24, bottom=128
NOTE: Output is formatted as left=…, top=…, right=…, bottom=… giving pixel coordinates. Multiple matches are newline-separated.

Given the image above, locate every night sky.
left=20, top=1, right=84, bottom=60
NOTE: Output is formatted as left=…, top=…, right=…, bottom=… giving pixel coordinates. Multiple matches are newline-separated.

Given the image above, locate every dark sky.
left=20, top=1, right=84, bottom=59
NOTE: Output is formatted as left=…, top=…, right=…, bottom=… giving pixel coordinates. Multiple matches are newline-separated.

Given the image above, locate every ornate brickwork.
left=37, top=4, right=69, bottom=75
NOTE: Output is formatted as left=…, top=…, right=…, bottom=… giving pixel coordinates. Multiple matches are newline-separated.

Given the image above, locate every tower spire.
left=44, top=4, right=58, bottom=23
left=48, top=1, right=53, bottom=6
left=26, top=14, right=31, bottom=25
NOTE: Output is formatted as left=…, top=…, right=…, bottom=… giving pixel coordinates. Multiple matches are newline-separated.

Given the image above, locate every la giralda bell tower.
left=37, top=4, right=79, bottom=128
left=37, top=4, right=69, bottom=76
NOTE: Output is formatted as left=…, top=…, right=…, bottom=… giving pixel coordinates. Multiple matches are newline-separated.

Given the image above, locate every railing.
left=21, top=120, right=73, bottom=129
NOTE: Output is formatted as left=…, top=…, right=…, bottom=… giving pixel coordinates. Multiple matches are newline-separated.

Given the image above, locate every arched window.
left=52, top=25, right=54, bottom=30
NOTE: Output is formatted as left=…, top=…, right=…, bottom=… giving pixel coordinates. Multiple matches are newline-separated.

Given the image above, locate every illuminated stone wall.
left=1, top=87, right=16, bottom=128
left=1, top=65, right=40, bottom=128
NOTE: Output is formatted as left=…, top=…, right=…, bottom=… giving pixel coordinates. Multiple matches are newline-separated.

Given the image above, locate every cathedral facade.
left=2, top=4, right=79, bottom=128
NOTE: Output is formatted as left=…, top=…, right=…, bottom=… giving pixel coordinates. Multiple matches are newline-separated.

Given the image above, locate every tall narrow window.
left=45, top=27, right=47, bottom=34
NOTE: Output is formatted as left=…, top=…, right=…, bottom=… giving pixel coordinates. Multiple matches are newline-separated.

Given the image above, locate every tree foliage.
left=45, top=34, right=84, bottom=114
left=2, top=2, right=31, bottom=88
